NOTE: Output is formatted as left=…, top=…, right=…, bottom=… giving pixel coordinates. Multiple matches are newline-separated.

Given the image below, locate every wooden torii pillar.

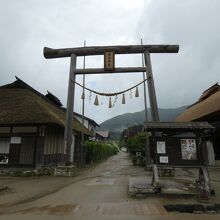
left=43, top=44, right=179, bottom=164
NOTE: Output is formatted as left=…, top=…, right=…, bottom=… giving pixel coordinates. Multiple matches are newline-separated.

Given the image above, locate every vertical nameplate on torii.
left=104, top=51, right=115, bottom=71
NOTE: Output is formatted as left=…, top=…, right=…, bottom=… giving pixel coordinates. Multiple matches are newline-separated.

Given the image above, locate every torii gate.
left=43, top=44, right=179, bottom=164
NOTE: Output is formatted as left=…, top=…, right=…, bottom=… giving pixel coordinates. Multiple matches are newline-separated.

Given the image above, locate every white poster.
left=157, top=141, right=166, bottom=154
left=10, top=137, right=21, bottom=144
left=181, top=139, right=197, bottom=160
left=159, top=156, right=169, bottom=163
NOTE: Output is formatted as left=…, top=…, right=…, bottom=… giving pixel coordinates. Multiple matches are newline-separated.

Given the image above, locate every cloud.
left=0, top=0, right=219, bottom=123
left=137, top=0, right=220, bottom=109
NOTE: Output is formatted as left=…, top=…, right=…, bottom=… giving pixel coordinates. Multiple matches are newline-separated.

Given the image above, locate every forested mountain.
left=99, top=106, right=187, bottom=139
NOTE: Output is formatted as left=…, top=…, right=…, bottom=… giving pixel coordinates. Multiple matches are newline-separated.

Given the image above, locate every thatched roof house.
left=0, top=77, right=92, bottom=135
left=176, top=83, right=220, bottom=159
left=0, top=77, right=93, bottom=167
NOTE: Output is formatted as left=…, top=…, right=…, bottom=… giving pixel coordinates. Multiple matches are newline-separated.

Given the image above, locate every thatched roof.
left=0, top=78, right=93, bottom=136
left=44, top=91, right=99, bottom=127
left=176, top=83, right=220, bottom=122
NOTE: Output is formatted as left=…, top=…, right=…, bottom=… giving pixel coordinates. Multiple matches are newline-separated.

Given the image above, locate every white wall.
left=75, top=115, right=89, bottom=130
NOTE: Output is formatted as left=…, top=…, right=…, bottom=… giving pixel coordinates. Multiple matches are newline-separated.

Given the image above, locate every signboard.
left=10, top=137, right=21, bottom=144
left=159, top=156, right=169, bottom=163
left=104, top=51, right=115, bottom=71
left=157, top=141, right=166, bottom=154
left=181, top=139, right=197, bottom=160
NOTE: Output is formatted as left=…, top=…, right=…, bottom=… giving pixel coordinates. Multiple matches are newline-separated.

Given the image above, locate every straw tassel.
left=135, top=86, right=139, bottom=97
left=94, top=95, right=99, bottom=106
left=122, top=93, right=126, bottom=104
left=109, top=97, right=112, bottom=108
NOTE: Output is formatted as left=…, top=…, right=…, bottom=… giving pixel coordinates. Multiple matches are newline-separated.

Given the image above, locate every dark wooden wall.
left=73, top=135, right=81, bottom=163
left=0, top=125, right=85, bottom=167
left=43, top=125, right=64, bottom=165
left=213, top=127, right=220, bottom=159
left=19, top=137, right=36, bottom=164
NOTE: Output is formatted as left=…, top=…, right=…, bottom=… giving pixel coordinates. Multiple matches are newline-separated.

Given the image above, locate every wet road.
left=0, top=151, right=220, bottom=220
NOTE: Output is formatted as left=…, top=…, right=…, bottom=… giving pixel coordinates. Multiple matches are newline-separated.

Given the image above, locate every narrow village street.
left=0, top=151, right=219, bottom=220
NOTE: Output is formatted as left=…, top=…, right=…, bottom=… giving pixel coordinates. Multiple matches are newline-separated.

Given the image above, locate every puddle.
left=86, top=178, right=115, bottom=186
left=101, top=171, right=111, bottom=176
left=17, top=204, right=78, bottom=215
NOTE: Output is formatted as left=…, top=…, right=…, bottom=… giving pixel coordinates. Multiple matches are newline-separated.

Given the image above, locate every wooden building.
left=96, top=131, right=110, bottom=142
left=0, top=77, right=93, bottom=168
left=74, top=112, right=99, bottom=136
left=176, top=83, right=220, bottom=159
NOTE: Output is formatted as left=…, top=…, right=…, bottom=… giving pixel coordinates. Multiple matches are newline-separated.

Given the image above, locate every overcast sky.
left=0, top=0, right=219, bottom=123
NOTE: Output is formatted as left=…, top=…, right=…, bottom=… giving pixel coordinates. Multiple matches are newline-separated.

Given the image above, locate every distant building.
left=0, top=77, right=94, bottom=168
left=74, top=112, right=99, bottom=136
left=176, top=83, right=220, bottom=160
left=96, top=131, right=110, bottom=142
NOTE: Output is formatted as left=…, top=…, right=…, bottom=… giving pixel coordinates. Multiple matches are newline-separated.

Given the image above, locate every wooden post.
left=199, top=166, right=210, bottom=199
left=64, top=53, right=77, bottom=164
left=144, top=51, right=160, bottom=122
left=152, top=164, right=160, bottom=192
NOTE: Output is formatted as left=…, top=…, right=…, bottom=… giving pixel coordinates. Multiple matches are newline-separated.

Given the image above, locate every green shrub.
left=84, top=141, right=118, bottom=164
left=126, top=132, right=147, bottom=156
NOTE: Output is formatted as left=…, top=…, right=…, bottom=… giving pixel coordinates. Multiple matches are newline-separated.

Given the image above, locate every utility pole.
left=141, top=39, right=148, bottom=122
left=141, top=39, right=150, bottom=167
left=81, top=40, right=86, bottom=167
